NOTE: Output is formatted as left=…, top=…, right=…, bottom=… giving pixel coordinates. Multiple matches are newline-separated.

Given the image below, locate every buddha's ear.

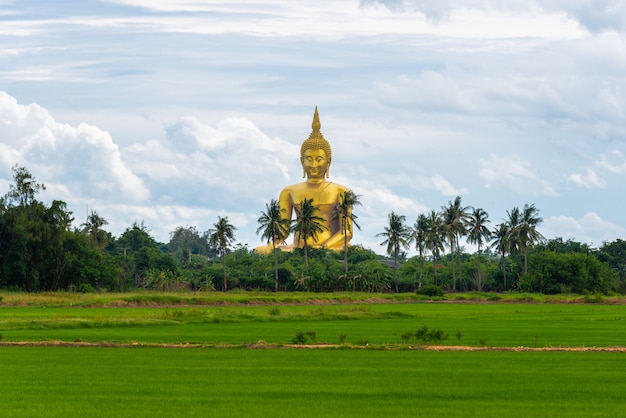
left=326, top=158, right=331, bottom=178
left=301, top=157, right=305, bottom=178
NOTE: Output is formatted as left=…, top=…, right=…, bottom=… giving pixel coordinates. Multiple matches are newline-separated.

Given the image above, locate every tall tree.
left=518, top=204, right=545, bottom=274
left=257, top=199, right=292, bottom=292
left=168, top=225, right=207, bottom=262
left=5, top=165, right=46, bottom=207
left=424, top=210, right=445, bottom=287
left=377, top=212, right=412, bottom=293
left=490, top=222, right=510, bottom=290
left=506, top=206, right=522, bottom=267
left=413, top=213, right=428, bottom=290
left=209, top=216, right=237, bottom=291
left=333, top=190, right=362, bottom=274
left=81, top=210, right=110, bottom=249
left=117, top=221, right=158, bottom=252
left=293, top=198, right=326, bottom=270
left=441, top=196, right=468, bottom=292
left=467, top=207, right=491, bottom=291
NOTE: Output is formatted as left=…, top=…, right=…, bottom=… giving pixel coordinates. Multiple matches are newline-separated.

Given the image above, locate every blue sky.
left=1, top=0, right=626, bottom=253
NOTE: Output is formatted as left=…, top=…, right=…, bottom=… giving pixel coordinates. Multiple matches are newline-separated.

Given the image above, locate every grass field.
left=2, top=299, right=625, bottom=347
left=2, top=347, right=625, bottom=417
left=1, top=291, right=626, bottom=417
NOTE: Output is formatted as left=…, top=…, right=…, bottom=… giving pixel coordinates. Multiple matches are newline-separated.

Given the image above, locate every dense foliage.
left=1, top=166, right=625, bottom=294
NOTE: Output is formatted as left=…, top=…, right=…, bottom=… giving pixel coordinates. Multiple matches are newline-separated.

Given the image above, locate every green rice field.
left=2, top=347, right=625, bottom=417
left=1, top=299, right=625, bottom=347
left=1, top=292, right=625, bottom=417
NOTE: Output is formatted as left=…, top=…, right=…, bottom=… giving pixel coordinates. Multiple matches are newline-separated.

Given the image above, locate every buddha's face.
left=302, top=149, right=329, bottom=180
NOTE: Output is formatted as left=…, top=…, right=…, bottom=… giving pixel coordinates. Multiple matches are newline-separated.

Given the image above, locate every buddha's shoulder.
left=280, top=182, right=306, bottom=194
left=325, top=182, right=349, bottom=192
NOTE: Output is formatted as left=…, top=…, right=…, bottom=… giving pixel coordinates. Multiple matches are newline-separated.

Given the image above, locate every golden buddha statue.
left=275, top=107, right=353, bottom=251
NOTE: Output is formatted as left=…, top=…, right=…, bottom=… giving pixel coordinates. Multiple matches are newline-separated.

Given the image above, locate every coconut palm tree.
left=257, top=199, right=292, bottom=292
left=441, top=196, right=469, bottom=292
left=293, top=198, right=326, bottom=269
left=518, top=203, right=545, bottom=274
left=506, top=206, right=522, bottom=267
left=377, top=212, right=413, bottom=293
left=81, top=210, right=109, bottom=249
left=209, top=216, right=237, bottom=291
left=490, top=222, right=510, bottom=290
left=424, top=210, right=446, bottom=286
left=467, top=207, right=491, bottom=291
left=333, top=190, right=362, bottom=274
left=413, top=213, right=429, bottom=290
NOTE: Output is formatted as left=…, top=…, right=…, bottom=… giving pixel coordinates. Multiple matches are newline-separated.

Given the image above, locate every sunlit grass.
left=2, top=300, right=626, bottom=348
left=1, top=347, right=624, bottom=417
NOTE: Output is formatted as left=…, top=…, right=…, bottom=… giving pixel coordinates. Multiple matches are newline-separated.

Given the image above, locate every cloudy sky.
left=2, top=0, right=626, bottom=253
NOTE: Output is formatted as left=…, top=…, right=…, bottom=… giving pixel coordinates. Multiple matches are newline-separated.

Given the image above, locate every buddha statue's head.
left=300, top=107, right=332, bottom=179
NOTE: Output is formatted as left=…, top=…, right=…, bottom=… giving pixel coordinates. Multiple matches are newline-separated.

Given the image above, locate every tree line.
left=376, top=196, right=623, bottom=294
left=0, top=165, right=624, bottom=294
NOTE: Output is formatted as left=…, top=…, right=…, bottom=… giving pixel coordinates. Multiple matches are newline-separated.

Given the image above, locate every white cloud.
left=0, top=91, right=149, bottom=204
left=368, top=0, right=626, bottom=33
left=567, top=169, right=606, bottom=189
left=543, top=212, right=626, bottom=247
left=431, top=174, right=464, bottom=196
left=3, top=0, right=585, bottom=40
left=124, top=115, right=297, bottom=203
left=479, top=153, right=558, bottom=196
left=596, top=150, right=626, bottom=173
left=355, top=182, right=428, bottom=217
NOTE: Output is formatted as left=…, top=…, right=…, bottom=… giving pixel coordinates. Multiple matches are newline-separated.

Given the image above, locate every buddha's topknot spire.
left=307, top=106, right=325, bottom=141
left=300, top=106, right=332, bottom=178
left=312, top=106, right=321, bottom=133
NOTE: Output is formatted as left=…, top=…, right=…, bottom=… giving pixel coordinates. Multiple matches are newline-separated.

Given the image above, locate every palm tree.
left=467, top=207, right=491, bottom=291
left=441, top=196, right=468, bottom=292
left=209, top=216, right=237, bottom=291
left=490, top=222, right=510, bottom=290
left=257, top=199, right=292, bottom=292
left=377, top=212, right=413, bottom=293
left=293, top=198, right=326, bottom=269
left=424, top=210, right=445, bottom=286
left=81, top=210, right=109, bottom=249
left=518, top=203, right=545, bottom=274
left=333, top=190, right=362, bottom=274
left=506, top=206, right=522, bottom=267
left=413, top=213, right=428, bottom=290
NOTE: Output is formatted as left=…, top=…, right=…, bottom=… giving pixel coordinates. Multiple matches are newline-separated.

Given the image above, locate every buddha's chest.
left=290, top=187, right=338, bottom=206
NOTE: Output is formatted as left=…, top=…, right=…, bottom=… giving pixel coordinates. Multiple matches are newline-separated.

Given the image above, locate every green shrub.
left=267, top=307, right=281, bottom=316
left=417, top=285, right=444, bottom=297
left=292, top=331, right=307, bottom=344
left=583, top=292, right=603, bottom=304
left=292, top=330, right=316, bottom=344
left=79, top=283, right=97, bottom=293
left=414, top=326, right=448, bottom=343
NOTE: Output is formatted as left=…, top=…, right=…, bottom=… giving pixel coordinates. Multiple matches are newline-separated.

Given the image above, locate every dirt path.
left=2, top=340, right=625, bottom=352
